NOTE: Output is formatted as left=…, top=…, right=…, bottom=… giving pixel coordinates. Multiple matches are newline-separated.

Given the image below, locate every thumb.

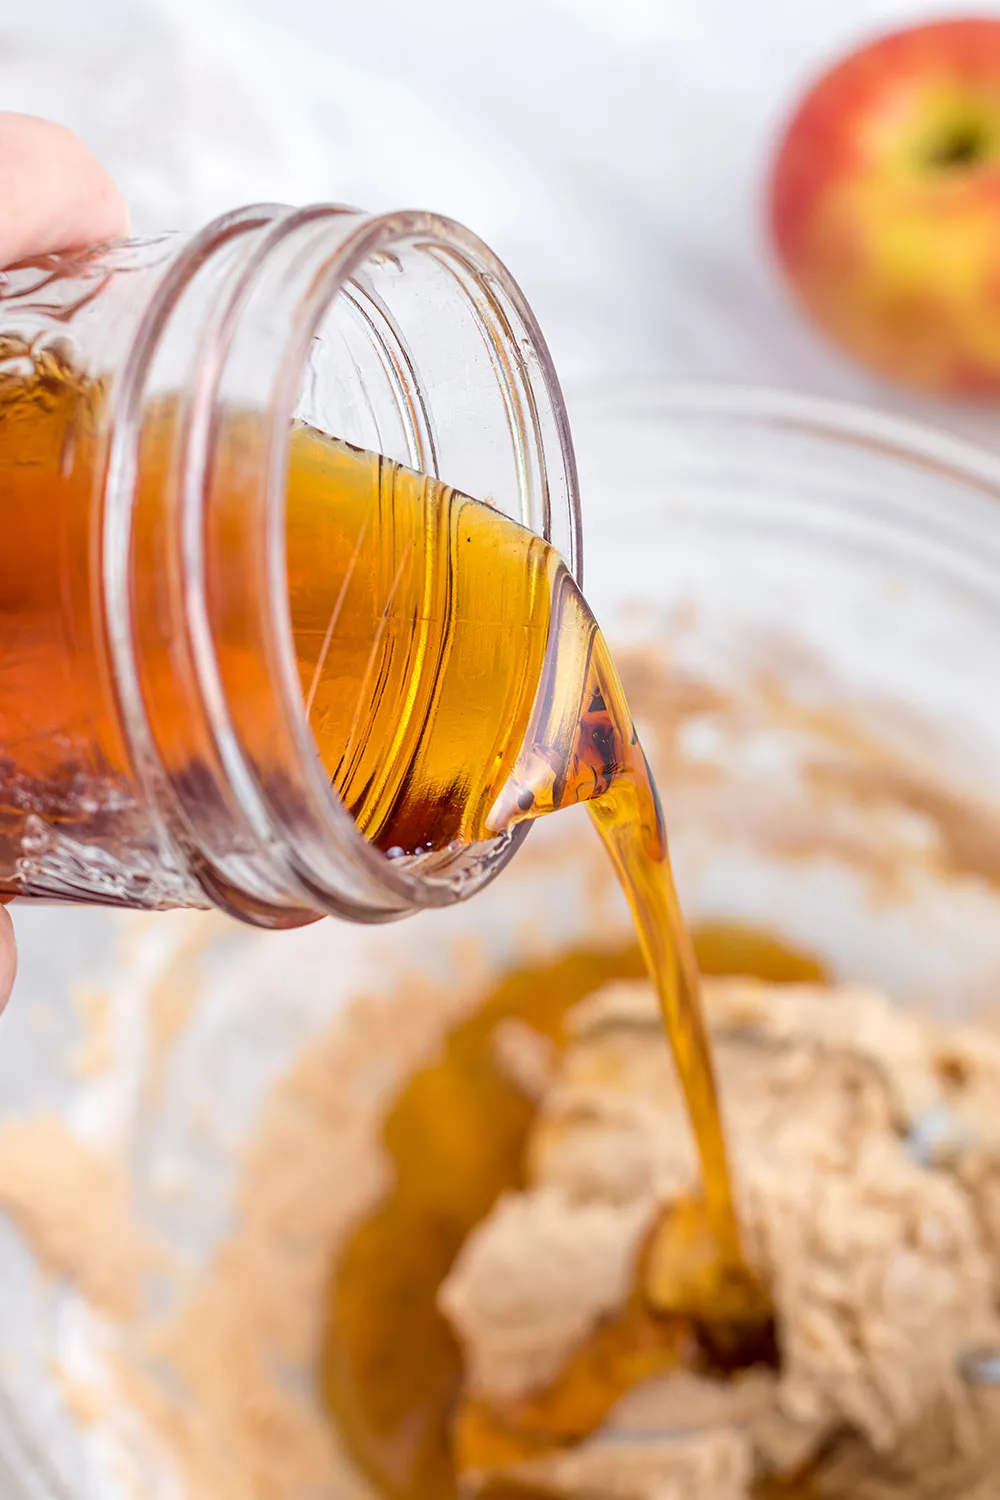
left=0, top=904, right=15, bottom=1015
left=0, top=113, right=128, bottom=267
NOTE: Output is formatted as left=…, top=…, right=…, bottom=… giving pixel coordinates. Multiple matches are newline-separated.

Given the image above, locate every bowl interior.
left=7, top=384, right=1000, bottom=1494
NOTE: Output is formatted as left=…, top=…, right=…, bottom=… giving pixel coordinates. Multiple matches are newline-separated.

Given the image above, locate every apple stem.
left=927, top=121, right=990, bottom=169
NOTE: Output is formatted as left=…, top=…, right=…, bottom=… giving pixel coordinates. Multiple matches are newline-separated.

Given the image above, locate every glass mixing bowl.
left=5, top=383, right=1000, bottom=1495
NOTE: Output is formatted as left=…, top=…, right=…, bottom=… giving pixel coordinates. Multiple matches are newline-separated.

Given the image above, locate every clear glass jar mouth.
left=262, top=208, right=583, bottom=918
left=96, top=203, right=581, bottom=926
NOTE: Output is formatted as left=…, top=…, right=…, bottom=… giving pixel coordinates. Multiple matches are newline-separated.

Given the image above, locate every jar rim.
left=96, top=204, right=583, bottom=924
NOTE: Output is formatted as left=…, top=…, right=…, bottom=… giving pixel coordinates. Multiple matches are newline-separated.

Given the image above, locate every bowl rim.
left=566, top=378, right=1000, bottom=505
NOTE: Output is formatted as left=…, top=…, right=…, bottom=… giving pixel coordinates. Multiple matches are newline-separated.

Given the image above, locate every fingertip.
left=0, top=904, right=15, bottom=1016
left=60, top=123, right=129, bottom=244
left=70, top=157, right=130, bottom=246
left=0, top=112, right=129, bottom=265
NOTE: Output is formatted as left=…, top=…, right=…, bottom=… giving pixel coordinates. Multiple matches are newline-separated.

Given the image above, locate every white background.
left=6, top=0, right=1000, bottom=997
left=2, top=0, right=998, bottom=443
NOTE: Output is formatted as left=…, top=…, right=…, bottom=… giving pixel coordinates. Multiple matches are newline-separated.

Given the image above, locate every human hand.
left=0, top=112, right=127, bottom=266
left=0, top=906, right=13, bottom=1013
left=0, top=113, right=128, bottom=1011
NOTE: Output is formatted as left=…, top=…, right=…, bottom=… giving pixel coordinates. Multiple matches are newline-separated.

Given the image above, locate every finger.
left=0, top=113, right=128, bottom=266
left=0, top=904, right=15, bottom=1016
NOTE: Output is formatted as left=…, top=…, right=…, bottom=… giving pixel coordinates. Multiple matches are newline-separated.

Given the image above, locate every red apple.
left=770, top=18, right=1000, bottom=394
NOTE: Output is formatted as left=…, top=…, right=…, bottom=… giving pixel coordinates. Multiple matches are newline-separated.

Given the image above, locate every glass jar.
left=0, top=203, right=581, bottom=928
